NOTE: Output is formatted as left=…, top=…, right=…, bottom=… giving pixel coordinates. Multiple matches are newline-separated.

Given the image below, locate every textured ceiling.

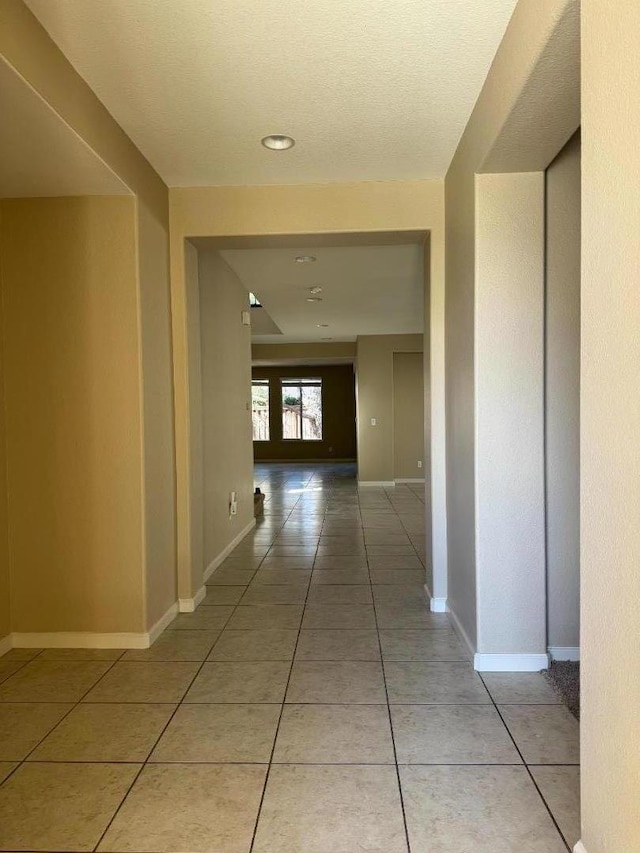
left=25, top=0, right=518, bottom=186
left=0, top=58, right=129, bottom=198
left=220, top=244, right=424, bottom=343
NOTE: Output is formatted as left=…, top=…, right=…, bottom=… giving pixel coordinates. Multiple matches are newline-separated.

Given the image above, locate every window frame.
left=251, top=378, right=271, bottom=442
left=280, top=377, right=323, bottom=442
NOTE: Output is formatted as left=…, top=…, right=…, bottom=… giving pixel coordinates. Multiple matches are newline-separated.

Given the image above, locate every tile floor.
left=0, top=462, right=580, bottom=852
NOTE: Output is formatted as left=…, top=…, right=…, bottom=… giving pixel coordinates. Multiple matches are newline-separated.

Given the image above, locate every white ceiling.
left=0, top=58, right=129, bottom=198
left=25, top=0, right=518, bottom=187
left=220, top=244, right=424, bottom=343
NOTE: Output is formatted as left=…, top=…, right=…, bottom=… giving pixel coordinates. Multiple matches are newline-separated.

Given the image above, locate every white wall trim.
left=573, top=842, right=587, bottom=853
left=394, top=478, right=425, bottom=484
left=178, top=586, right=206, bottom=613
left=430, top=596, right=447, bottom=613
left=9, top=602, right=180, bottom=651
left=0, top=634, right=12, bottom=656
left=474, top=653, right=550, bottom=672
left=549, top=646, right=580, bottom=661
left=358, top=480, right=396, bottom=488
left=447, top=603, right=477, bottom=660
left=203, top=518, right=257, bottom=583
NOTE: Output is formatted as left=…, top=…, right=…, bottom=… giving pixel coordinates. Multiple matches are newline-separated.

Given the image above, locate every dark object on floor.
left=254, top=487, right=265, bottom=517
left=544, top=661, right=580, bottom=719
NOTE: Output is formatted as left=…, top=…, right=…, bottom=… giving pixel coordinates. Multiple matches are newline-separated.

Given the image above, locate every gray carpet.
left=544, top=661, right=580, bottom=719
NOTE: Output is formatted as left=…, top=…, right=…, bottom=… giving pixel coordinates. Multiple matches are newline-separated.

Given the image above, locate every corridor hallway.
left=0, top=463, right=578, bottom=852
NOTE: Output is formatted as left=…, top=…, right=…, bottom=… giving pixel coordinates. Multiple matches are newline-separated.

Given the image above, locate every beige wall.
left=393, top=352, right=425, bottom=480
left=198, top=251, right=254, bottom=573
left=545, top=131, right=580, bottom=652
left=444, top=0, right=579, bottom=652
left=252, top=342, right=357, bottom=362
left=355, top=334, right=423, bottom=483
left=0, top=257, right=9, bottom=641
left=0, top=197, right=145, bottom=633
left=580, top=2, right=640, bottom=849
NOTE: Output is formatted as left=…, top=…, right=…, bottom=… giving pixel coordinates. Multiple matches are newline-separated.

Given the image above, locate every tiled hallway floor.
left=0, top=463, right=579, bottom=852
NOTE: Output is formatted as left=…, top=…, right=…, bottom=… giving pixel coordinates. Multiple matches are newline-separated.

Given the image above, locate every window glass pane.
left=281, top=379, right=322, bottom=440
left=282, top=385, right=302, bottom=439
left=302, top=385, right=322, bottom=439
left=252, top=381, right=269, bottom=440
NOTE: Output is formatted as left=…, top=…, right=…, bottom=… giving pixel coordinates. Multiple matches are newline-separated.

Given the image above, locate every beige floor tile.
left=316, top=545, right=367, bottom=556
left=530, top=765, right=581, bottom=848
left=253, top=764, right=407, bottom=853
left=82, top=661, right=200, bottom=703
left=98, top=763, right=266, bottom=853
left=37, top=648, right=124, bottom=661
left=302, top=603, right=376, bottom=630
left=0, top=703, right=73, bottom=760
left=226, top=604, right=303, bottom=630
left=306, top=584, right=372, bottom=604
left=372, top=585, right=429, bottom=605
left=149, top=703, right=280, bottom=762
left=184, top=661, right=290, bottom=702
left=400, top=765, right=567, bottom=852
left=122, top=630, right=220, bottom=661
left=30, top=703, right=175, bottom=762
left=363, top=533, right=411, bottom=546
left=295, top=629, right=380, bottom=661
left=368, top=556, right=424, bottom=570
left=391, top=705, right=521, bottom=764
left=207, top=569, right=257, bottom=585
left=370, top=569, right=425, bottom=584
left=219, top=555, right=264, bottom=569
left=0, top=660, right=25, bottom=684
left=499, top=705, right=580, bottom=764
left=0, top=661, right=113, bottom=703
left=260, top=556, right=315, bottom=569
left=385, top=662, right=492, bottom=704
left=208, top=629, right=298, bottom=661
left=168, top=606, right=233, bottom=631
left=0, top=762, right=16, bottom=783
left=379, top=629, right=467, bottom=660
left=249, top=570, right=311, bottom=588
left=310, top=569, right=371, bottom=585
left=268, top=545, right=317, bottom=556
left=241, top=583, right=308, bottom=604
left=274, top=703, right=394, bottom=763
left=481, top=672, right=562, bottom=704
left=200, top=585, right=246, bottom=605
left=366, top=545, right=417, bottom=556
left=375, top=604, right=443, bottom=629
left=286, top=660, right=386, bottom=703
left=0, top=648, right=42, bottom=660
left=0, top=762, right=140, bottom=852
left=313, top=556, right=368, bottom=570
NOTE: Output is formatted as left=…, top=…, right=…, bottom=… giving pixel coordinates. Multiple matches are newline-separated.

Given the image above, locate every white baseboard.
left=9, top=601, right=180, bottom=651
left=430, top=596, right=447, bottom=613
left=446, top=603, right=476, bottom=660
left=574, top=842, right=587, bottom=853
left=178, top=586, right=206, bottom=613
left=203, top=518, right=257, bottom=582
left=394, top=478, right=426, bottom=484
left=474, top=653, right=550, bottom=672
left=0, top=634, right=11, bottom=656
left=358, top=480, right=396, bottom=488
left=549, top=646, right=580, bottom=661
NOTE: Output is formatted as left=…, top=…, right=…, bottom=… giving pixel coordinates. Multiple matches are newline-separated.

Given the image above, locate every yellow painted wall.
left=0, top=197, right=145, bottom=633
left=0, top=245, right=10, bottom=641
left=355, top=334, right=423, bottom=483
left=581, top=1, right=640, bottom=848
left=393, top=352, right=425, bottom=480
left=198, top=251, right=254, bottom=574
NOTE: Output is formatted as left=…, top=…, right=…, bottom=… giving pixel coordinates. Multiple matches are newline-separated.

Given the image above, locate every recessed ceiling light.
left=309, top=286, right=323, bottom=294
left=321, top=337, right=333, bottom=340
left=261, top=134, right=295, bottom=150
left=295, top=255, right=316, bottom=263
left=316, top=323, right=329, bottom=328
left=306, top=297, right=323, bottom=303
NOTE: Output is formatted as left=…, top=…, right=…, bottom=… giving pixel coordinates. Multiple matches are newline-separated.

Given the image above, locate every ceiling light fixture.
left=316, top=323, right=329, bottom=328
left=261, top=134, right=295, bottom=150
left=306, top=297, right=323, bottom=303
left=295, top=255, right=316, bottom=264
left=309, top=286, right=323, bottom=294
left=321, top=337, right=333, bottom=340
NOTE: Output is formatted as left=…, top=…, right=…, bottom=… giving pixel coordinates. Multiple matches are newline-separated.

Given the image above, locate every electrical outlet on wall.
left=229, top=491, right=238, bottom=517
left=418, top=460, right=423, bottom=469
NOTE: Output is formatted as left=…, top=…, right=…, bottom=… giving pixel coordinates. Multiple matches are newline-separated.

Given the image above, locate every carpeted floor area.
left=545, top=661, right=580, bottom=719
